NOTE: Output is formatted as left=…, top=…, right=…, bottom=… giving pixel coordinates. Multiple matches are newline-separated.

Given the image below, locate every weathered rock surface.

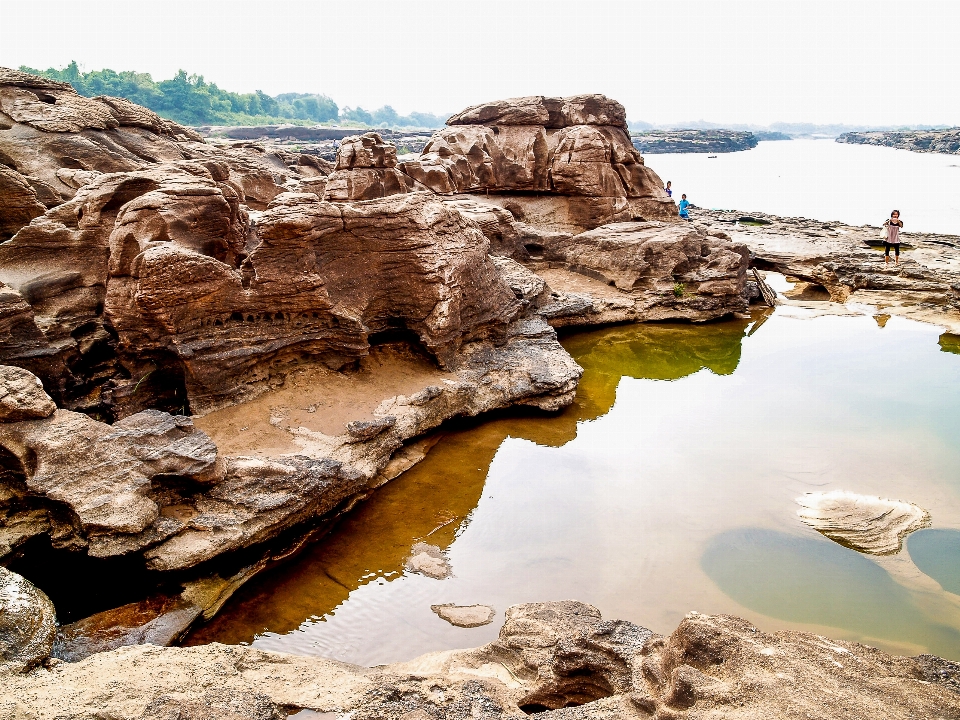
left=838, top=128, right=960, bottom=155
left=322, top=132, right=424, bottom=201
left=691, top=208, right=960, bottom=332
left=431, top=603, right=495, bottom=628
left=399, top=94, right=677, bottom=233
left=524, top=221, right=749, bottom=325
left=0, top=565, right=56, bottom=671
left=0, top=364, right=55, bottom=421
left=3, top=602, right=958, bottom=718
left=632, top=129, right=760, bottom=153
left=796, top=490, right=932, bottom=555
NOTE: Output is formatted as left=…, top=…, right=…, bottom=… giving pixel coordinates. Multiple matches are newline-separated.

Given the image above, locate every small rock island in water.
left=1, top=67, right=960, bottom=717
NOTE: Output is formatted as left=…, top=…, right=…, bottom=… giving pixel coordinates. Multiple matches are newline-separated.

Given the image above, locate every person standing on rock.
left=665, top=180, right=673, bottom=197
left=883, top=210, right=904, bottom=264
left=678, top=193, right=691, bottom=220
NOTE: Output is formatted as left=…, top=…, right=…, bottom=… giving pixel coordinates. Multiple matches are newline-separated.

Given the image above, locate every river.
left=649, top=139, right=960, bottom=235
left=188, top=304, right=960, bottom=665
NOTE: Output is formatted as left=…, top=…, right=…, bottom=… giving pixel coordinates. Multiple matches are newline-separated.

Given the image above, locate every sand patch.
left=194, top=344, right=455, bottom=458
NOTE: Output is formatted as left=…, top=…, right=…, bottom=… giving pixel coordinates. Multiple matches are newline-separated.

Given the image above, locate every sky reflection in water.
left=188, top=309, right=960, bottom=665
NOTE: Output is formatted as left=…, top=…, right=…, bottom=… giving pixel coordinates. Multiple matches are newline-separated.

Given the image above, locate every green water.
left=188, top=308, right=960, bottom=665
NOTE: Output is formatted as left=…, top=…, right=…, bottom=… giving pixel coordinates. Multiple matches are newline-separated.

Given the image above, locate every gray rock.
left=0, top=565, right=56, bottom=671
left=0, top=365, right=55, bottom=422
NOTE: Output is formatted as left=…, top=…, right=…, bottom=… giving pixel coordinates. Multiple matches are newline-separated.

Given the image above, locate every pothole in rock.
left=518, top=671, right=615, bottom=714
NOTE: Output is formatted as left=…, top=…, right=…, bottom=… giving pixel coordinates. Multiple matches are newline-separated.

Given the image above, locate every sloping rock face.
left=399, top=94, right=677, bottom=233
left=3, top=603, right=958, bottom=718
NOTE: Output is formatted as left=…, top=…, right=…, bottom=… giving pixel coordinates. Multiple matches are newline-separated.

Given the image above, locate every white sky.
left=1, top=0, right=957, bottom=126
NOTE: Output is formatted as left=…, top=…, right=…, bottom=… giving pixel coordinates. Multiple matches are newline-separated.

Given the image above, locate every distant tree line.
left=18, top=62, right=447, bottom=129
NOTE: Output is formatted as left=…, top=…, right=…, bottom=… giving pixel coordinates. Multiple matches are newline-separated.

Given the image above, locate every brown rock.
left=0, top=166, right=46, bottom=241
left=446, top=93, right=627, bottom=129
left=400, top=94, right=675, bottom=232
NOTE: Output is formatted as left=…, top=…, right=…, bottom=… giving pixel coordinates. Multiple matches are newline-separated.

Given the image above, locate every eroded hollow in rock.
left=6, top=535, right=166, bottom=623
left=518, top=670, right=615, bottom=713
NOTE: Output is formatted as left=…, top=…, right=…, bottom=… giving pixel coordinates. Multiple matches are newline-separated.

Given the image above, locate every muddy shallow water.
left=187, top=308, right=960, bottom=665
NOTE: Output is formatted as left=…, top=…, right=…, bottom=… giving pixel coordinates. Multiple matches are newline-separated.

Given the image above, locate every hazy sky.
left=1, top=0, right=956, bottom=126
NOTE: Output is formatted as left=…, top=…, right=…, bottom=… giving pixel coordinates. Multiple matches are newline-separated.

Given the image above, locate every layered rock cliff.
left=399, top=94, right=678, bottom=233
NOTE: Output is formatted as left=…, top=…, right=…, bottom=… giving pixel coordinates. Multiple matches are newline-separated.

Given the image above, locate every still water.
left=188, top=309, right=960, bottom=665
left=649, top=139, right=960, bottom=235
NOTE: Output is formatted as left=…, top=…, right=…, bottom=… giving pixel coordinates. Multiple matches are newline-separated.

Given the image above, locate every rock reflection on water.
left=188, top=310, right=960, bottom=665
left=702, top=528, right=960, bottom=659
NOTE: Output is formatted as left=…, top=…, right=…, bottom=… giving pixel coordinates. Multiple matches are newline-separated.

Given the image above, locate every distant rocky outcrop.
left=837, top=128, right=960, bottom=155
left=632, top=129, right=760, bottom=153
left=399, top=94, right=677, bottom=233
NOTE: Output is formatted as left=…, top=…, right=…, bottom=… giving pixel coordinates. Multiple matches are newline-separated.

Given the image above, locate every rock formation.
left=2, top=601, right=958, bottom=718
left=399, top=94, right=677, bottom=233
left=837, top=128, right=960, bottom=155
left=322, top=131, right=424, bottom=201
left=0, top=565, right=56, bottom=672
left=796, top=490, right=932, bottom=555
left=632, top=129, right=760, bottom=154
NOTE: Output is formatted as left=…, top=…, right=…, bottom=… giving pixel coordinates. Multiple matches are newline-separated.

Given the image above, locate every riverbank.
left=632, top=129, right=759, bottom=153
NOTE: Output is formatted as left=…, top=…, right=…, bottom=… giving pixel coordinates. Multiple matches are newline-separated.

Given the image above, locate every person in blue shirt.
left=678, top=193, right=691, bottom=220
left=665, top=180, right=672, bottom=197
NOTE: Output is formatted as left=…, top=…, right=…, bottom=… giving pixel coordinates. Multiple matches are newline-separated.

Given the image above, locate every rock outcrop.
left=2, top=602, right=958, bottom=718
left=322, top=131, right=424, bottom=201
left=0, top=565, right=56, bottom=671
left=797, top=490, right=932, bottom=555
left=529, top=221, right=750, bottom=325
left=837, top=128, right=960, bottom=155
left=632, top=129, right=760, bottom=153
left=399, top=94, right=677, bottom=233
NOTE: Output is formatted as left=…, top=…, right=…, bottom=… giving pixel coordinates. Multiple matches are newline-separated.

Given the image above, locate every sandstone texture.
left=399, top=94, right=677, bottom=233
left=632, top=129, right=760, bottom=154
left=690, top=208, right=960, bottom=332
left=0, top=565, right=56, bottom=672
left=837, top=128, right=960, bottom=155
left=2, top=602, right=958, bottom=719
left=0, top=364, right=55, bottom=421
left=796, top=490, right=932, bottom=555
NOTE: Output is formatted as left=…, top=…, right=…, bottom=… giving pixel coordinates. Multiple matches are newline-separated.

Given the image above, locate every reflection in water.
left=189, top=310, right=960, bottom=665
left=701, top=528, right=960, bottom=659
left=188, top=316, right=755, bottom=651
left=189, top=317, right=754, bottom=648
left=941, top=333, right=960, bottom=355
left=909, top=529, right=960, bottom=596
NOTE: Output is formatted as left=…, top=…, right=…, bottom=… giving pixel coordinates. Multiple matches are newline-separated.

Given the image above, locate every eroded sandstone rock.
left=0, top=365, right=55, bottom=421
left=431, top=604, right=495, bottom=628
left=3, top=603, right=957, bottom=718
left=796, top=490, right=932, bottom=554
left=0, top=565, right=56, bottom=671
left=400, top=94, right=676, bottom=233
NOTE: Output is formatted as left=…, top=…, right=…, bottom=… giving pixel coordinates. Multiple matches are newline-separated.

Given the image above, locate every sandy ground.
left=194, top=344, right=454, bottom=458
left=535, top=267, right=627, bottom=301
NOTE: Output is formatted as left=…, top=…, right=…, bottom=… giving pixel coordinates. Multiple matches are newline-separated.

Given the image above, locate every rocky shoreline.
left=2, top=72, right=960, bottom=716
left=837, top=128, right=960, bottom=154
left=631, top=129, right=759, bottom=154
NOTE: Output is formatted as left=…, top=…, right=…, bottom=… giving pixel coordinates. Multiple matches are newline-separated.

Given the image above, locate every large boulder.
left=400, top=94, right=676, bottom=232
left=0, top=565, right=56, bottom=671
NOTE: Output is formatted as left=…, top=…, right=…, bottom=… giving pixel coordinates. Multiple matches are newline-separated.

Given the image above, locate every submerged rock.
left=796, top=490, right=931, bottom=555
left=0, top=565, right=56, bottom=671
left=404, top=542, right=451, bottom=579
left=431, top=603, right=495, bottom=628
